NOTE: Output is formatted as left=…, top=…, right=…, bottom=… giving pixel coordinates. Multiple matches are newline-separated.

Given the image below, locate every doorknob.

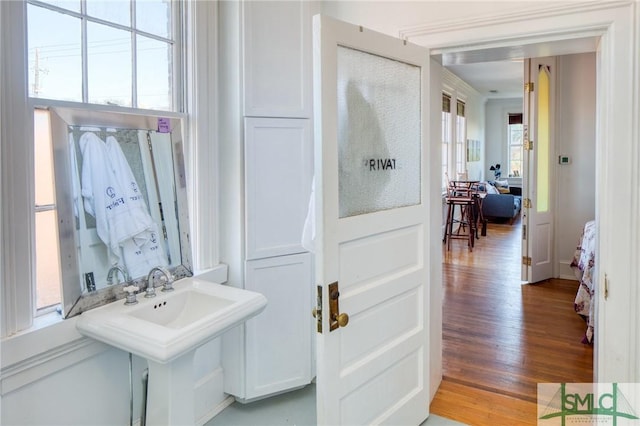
left=334, top=312, right=349, bottom=327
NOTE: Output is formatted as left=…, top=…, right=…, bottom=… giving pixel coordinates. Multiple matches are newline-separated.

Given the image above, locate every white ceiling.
left=446, top=60, right=524, bottom=99
left=438, top=36, right=600, bottom=99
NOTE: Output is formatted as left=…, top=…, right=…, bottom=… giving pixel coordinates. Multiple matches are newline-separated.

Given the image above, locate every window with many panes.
left=27, top=0, right=178, bottom=313
left=508, top=113, right=523, bottom=177
left=28, top=0, right=175, bottom=109
left=441, top=93, right=451, bottom=189
left=455, top=99, right=466, bottom=176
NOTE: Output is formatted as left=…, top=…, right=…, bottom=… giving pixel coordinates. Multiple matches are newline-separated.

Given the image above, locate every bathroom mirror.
left=49, top=107, right=192, bottom=318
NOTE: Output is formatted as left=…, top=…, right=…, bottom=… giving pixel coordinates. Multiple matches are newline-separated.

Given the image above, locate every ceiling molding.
left=442, top=68, right=482, bottom=100
left=398, top=1, right=632, bottom=41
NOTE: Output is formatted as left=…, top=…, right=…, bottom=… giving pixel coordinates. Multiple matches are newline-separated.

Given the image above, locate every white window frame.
left=507, top=114, right=523, bottom=178
left=455, top=99, right=466, bottom=176
left=0, top=0, right=219, bottom=341
left=27, top=0, right=181, bottom=109
left=28, top=0, right=183, bottom=316
left=441, top=93, right=451, bottom=190
left=442, top=88, right=467, bottom=185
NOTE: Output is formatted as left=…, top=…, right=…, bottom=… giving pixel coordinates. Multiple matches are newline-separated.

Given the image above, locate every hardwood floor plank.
left=431, top=221, right=593, bottom=424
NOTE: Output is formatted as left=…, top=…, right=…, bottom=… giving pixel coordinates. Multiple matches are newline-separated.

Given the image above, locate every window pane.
left=34, top=110, right=56, bottom=206
left=39, top=0, right=80, bottom=13
left=508, top=124, right=523, bottom=177
left=337, top=46, right=421, bottom=218
left=36, top=210, right=62, bottom=309
left=28, top=5, right=82, bottom=101
left=86, top=0, right=130, bottom=27
left=136, top=0, right=172, bottom=38
left=137, top=36, right=172, bottom=110
left=537, top=67, right=550, bottom=212
left=456, top=116, right=466, bottom=173
left=87, top=22, right=132, bottom=106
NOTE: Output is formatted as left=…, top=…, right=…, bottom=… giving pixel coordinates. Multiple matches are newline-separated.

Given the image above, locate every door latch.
left=328, top=281, right=349, bottom=331
left=312, top=285, right=322, bottom=333
left=313, top=282, right=350, bottom=332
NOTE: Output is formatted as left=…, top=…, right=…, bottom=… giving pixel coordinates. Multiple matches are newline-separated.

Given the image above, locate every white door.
left=522, top=57, right=555, bottom=283
left=313, top=15, right=431, bottom=425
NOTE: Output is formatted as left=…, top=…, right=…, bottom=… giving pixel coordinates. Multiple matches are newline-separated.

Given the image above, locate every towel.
left=120, top=222, right=168, bottom=279
left=79, top=132, right=122, bottom=263
left=301, top=177, right=315, bottom=253
left=69, top=133, right=81, bottom=218
left=79, top=132, right=165, bottom=274
left=105, top=135, right=167, bottom=275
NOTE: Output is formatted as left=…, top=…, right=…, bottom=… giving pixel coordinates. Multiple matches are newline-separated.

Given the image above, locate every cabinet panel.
left=242, top=1, right=311, bottom=118
left=243, top=253, right=313, bottom=400
left=245, top=117, right=312, bottom=260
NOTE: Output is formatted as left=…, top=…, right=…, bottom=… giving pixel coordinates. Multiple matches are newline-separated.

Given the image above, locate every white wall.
left=484, top=97, right=522, bottom=181
left=2, top=348, right=133, bottom=426
left=555, top=52, right=596, bottom=278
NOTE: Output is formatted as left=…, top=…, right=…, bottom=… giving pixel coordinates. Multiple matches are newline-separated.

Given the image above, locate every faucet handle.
left=123, top=285, right=140, bottom=305
left=161, top=271, right=175, bottom=293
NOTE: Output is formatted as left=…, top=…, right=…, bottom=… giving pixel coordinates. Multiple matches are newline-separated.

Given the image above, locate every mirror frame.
left=49, top=107, right=193, bottom=318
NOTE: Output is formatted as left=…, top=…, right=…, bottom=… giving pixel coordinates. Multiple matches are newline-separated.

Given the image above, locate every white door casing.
left=522, top=57, right=555, bottom=284
left=313, top=15, right=431, bottom=425
left=405, top=1, right=638, bottom=383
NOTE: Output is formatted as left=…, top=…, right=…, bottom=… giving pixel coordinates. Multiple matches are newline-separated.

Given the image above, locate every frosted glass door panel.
left=337, top=46, right=421, bottom=218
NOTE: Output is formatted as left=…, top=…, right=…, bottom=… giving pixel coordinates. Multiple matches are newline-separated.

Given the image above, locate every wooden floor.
left=430, top=219, right=593, bottom=425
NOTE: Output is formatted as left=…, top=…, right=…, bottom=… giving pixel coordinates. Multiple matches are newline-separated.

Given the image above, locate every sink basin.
left=77, top=276, right=267, bottom=425
left=76, top=277, right=267, bottom=364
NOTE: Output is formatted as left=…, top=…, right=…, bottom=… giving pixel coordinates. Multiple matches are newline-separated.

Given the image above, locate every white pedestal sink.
left=76, top=277, right=267, bottom=425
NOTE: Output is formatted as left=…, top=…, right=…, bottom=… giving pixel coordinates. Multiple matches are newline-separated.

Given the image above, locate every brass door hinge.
left=522, top=256, right=532, bottom=266
left=525, top=82, right=534, bottom=92
left=523, top=198, right=532, bottom=209
left=524, top=140, right=533, bottom=151
left=312, top=285, right=322, bottom=333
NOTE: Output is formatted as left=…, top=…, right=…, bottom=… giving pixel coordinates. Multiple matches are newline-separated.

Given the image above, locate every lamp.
left=489, top=164, right=501, bottom=179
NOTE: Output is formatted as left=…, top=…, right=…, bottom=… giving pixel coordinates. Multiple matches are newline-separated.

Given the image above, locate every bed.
left=570, top=220, right=596, bottom=344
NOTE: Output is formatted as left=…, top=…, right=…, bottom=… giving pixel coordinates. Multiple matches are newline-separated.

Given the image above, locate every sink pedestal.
left=146, top=351, right=197, bottom=426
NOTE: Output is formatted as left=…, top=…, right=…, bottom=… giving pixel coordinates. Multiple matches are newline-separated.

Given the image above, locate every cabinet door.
left=243, top=253, right=313, bottom=400
left=242, top=0, right=312, bottom=118
left=245, top=117, right=312, bottom=260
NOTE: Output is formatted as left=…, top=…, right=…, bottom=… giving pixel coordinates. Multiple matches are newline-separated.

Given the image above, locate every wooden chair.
left=443, top=176, right=476, bottom=251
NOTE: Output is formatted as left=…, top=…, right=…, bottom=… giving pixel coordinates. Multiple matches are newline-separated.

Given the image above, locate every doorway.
left=210, top=3, right=636, bottom=424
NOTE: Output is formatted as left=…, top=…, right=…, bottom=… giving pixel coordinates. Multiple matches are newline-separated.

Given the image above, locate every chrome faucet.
left=145, top=266, right=174, bottom=298
left=106, top=265, right=130, bottom=285
left=107, top=265, right=139, bottom=305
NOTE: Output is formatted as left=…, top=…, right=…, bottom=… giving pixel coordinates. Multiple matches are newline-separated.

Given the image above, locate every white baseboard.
left=558, top=260, right=578, bottom=281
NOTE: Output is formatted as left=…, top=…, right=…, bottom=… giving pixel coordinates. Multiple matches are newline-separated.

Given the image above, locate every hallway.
left=431, top=219, right=594, bottom=424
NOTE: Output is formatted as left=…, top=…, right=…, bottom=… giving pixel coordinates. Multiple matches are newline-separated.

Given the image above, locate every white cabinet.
left=244, top=117, right=313, bottom=260
left=220, top=0, right=316, bottom=403
left=222, top=254, right=313, bottom=402
left=224, top=118, right=314, bottom=402
left=242, top=1, right=312, bottom=118
left=242, top=253, right=313, bottom=401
